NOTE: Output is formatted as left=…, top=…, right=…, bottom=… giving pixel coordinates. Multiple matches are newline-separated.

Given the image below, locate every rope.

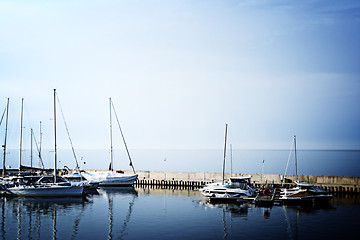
left=110, top=100, right=136, bottom=174
left=284, top=138, right=294, bottom=177
left=56, top=94, right=82, bottom=177
left=0, top=106, right=6, bottom=127
left=32, top=132, right=45, bottom=169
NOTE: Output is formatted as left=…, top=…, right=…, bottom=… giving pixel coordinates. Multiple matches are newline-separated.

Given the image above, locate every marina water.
left=1, top=187, right=359, bottom=240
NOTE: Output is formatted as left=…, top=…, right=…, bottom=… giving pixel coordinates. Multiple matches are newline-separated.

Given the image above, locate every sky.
left=1, top=0, right=360, bottom=161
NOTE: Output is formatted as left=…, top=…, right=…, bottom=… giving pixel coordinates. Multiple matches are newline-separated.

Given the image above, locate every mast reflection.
left=98, top=186, right=138, bottom=240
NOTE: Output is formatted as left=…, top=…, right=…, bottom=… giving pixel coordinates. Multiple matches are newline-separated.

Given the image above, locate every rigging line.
left=109, top=98, right=113, bottom=171
left=55, top=94, right=81, bottom=173
left=110, top=101, right=136, bottom=174
left=32, top=132, right=45, bottom=169
left=0, top=106, right=6, bottom=127
left=284, top=137, right=295, bottom=177
left=222, top=124, right=228, bottom=185
left=38, top=121, right=42, bottom=169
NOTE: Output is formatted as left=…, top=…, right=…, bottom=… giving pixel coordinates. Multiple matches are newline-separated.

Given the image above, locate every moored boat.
left=280, top=181, right=333, bottom=204
left=280, top=136, right=333, bottom=205
left=200, top=175, right=255, bottom=199
left=2, top=175, right=84, bottom=197
left=3, top=90, right=85, bottom=197
left=92, top=98, right=138, bottom=187
left=200, top=125, right=255, bottom=202
left=82, top=171, right=138, bottom=187
left=4, top=183, right=84, bottom=197
left=62, top=171, right=99, bottom=191
left=254, top=187, right=277, bottom=206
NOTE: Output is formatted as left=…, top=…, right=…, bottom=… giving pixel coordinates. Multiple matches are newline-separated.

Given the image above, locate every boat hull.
left=200, top=185, right=254, bottom=198
left=83, top=172, right=138, bottom=187
left=208, top=194, right=249, bottom=204
left=6, top=185, right=84, bottom=197
left=98, top=175, right=138, bottom=186
left=280, top=194, right=334, bottom=205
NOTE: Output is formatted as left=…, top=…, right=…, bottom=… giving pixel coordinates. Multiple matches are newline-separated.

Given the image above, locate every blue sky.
left=1, top=0, right=359, bottom=154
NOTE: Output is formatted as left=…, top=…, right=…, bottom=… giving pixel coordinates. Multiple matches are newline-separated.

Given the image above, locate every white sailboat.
left=4, top=90, right=84, bottom=197
left=82, top=98, right=138, bottom=186
left=279, top=136, right=333, bottom=204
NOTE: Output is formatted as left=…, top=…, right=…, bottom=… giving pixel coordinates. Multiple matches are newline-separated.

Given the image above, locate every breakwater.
left=111, top=170, right=360, bottom=193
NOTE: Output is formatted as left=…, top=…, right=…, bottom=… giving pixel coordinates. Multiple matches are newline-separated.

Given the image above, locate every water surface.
left=1, top=187, right=359, bottom=239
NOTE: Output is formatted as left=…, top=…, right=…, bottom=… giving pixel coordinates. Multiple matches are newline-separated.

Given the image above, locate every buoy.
left=263, top=189, right=270, bottom=196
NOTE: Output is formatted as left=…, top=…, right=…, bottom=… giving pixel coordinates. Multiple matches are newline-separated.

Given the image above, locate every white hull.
left=200, top=185, right=253, bottom=198
left=98, top=179, right=137, bottom=186
left=280, top=194, right=334, bottom=204
left=83, top=171, right=138, bottom=186
left=279, top=182, right=334, bottom=204
left=7, top=185, right=84, bottom=197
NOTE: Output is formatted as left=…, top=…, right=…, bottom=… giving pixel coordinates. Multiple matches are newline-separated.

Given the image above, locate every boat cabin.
left=226, top=176, right=252, bottom=189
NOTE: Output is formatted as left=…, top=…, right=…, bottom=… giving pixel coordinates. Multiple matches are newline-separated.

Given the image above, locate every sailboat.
left=4, top=90, right=84, bottom=197
left=82, top=98, right=138, bottom=186
left=199, top=124, right=255, bottom=202
left=279, top=135, right=333, bottom=204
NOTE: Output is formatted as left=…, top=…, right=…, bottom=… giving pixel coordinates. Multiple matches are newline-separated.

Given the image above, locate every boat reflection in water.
left=199, top=200, right=251, bottom=240
left=0, top=196, right=88, bottom=240
left=199, top=195, right=338, bottom=240
left=200, top=200, right=250, bottom=218
left=0, top=187, right=138, bottom=240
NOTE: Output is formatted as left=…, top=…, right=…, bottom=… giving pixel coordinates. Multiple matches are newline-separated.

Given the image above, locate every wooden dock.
left=134, top=179, right=360, bottom=194
left=120, top=170, right=360, bottom=193
left=135, top=179, right=208, bottom=189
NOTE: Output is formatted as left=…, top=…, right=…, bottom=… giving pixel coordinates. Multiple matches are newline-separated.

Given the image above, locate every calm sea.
left=1, top=187, right=359, bottom=240
left=4, top=149, right=360, bottom=177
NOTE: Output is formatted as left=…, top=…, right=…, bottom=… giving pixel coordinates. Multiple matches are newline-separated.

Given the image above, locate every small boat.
left=280, top=181, right=333, bottom=204
left=81, top=171, right=138, bottom=187
left=254, top=188, right=277, bottom=206
left=280, top=136, right=333, bottom=204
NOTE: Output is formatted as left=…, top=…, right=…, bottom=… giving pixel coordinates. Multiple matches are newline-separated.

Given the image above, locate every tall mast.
left=30, top=128, right=33, bottom=168
left=230, top=144, right=233, bottom=177
left=38, top=121, right=42, bottom=168
left=19, top=98, right=24, bottom=172
left=294, top=135, right=297, bottom=181
left=109, top=98, right=113, bottom=171
left=110, top=100, right=136, bottom=174
left=222, top=124, right=228, bottom=185
left=53, top=89, right=57, bottom=182
left=2, top=98, right=9, bottom=178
